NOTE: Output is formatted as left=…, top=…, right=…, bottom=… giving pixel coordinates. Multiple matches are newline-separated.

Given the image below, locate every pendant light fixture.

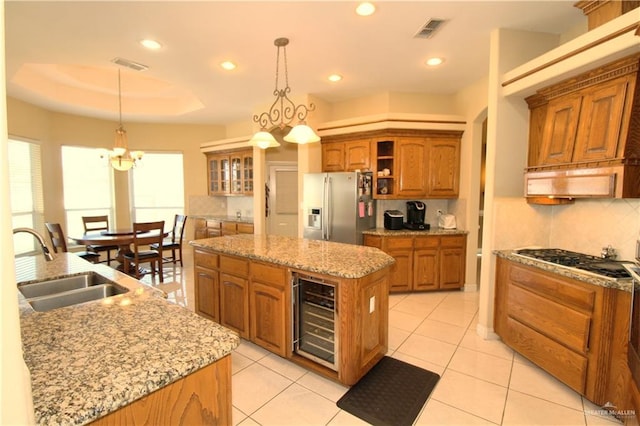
left=109, top=69, right=143, bottom=171
left=249, top=37, right=320, bottom=149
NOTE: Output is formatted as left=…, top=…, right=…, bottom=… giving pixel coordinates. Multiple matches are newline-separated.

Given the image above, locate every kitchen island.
left=16, top=253, right=239, bottom=426
left=190, top=234, right=395, bottom=385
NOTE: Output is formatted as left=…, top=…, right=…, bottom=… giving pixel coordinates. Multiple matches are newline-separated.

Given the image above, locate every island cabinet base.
left=495, top=257, right=633, bottom=413
left=193, top=248, right=391, bottom=386
left=90, top=355, right=232, bottom=426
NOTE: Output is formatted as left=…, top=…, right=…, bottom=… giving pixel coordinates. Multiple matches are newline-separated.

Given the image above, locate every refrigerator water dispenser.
left=307, top=208, right=322, bottom=230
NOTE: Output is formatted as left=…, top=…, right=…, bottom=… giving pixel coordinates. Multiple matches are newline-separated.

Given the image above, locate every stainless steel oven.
left=292, top=272, right=338, bottom=371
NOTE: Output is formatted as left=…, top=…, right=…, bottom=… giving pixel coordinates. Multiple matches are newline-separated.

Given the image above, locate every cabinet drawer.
left=505, top=317, right=587, bottom=394
left=222, top=222, right=237, bottom=233
left=220, top=255, right=249, bottom=277
left=194, top=250, right=218, bottom=269
left=237, top=223, right=254, bottom=234
left=251, top=262, right=286, bottom=288
left=440, top=235, right=466, bottom=248
left=384, top=237, right=413, bottom=250
left=509, top=264, right=596, bottom=312
left=414, top=236, right=439, bottom=248
left=508, top=285, right=591, bottom=354
left=206, top=220, right=222, bottom=229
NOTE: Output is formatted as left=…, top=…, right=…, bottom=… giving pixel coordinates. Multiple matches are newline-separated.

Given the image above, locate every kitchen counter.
left=363, top=227, right=468, bottom=236
left=189, top=233, right=395, bottom=279
left=191, top=214, right=254, bottom=224
left=16, top=253, right=239, bottom=426
left=494, top=249, right=633, bottom=292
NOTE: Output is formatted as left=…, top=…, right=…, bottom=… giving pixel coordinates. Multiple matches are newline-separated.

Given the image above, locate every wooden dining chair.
left=123, top=221, right=165, bottom=282
left=150, top=214, right=187, bottom=266
left=82, top=215, right=118, bottom=265
left=45, top=222, right=101, bottom=263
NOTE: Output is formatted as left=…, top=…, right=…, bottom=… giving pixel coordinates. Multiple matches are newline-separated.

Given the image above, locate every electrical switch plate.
left=369, top=296, right=375, bottom=313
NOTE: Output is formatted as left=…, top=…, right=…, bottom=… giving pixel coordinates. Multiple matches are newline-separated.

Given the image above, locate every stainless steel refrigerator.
left=303, top=171, right=376, bottom=245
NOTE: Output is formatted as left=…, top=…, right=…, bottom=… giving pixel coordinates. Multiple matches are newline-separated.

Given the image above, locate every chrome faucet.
left=601, top=245, right=617, bottom=260
left=13, top=227, right=54, bottom=261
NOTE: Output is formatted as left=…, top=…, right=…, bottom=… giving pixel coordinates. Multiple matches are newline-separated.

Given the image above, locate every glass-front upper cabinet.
left=206, top=149, right=253, bottom=196
left=230, top=154, right=242, bottom=194
left=243, top=154, right=253, bottom=194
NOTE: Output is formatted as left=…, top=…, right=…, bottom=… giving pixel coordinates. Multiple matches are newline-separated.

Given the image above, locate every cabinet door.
left=220, top=273, right=249, bottom=338
left=388, top=250, right=412, bottom=292
left=573, top=77, right=628, bottom=162
left=195, top=266, right=219, bottom=322
left=414, top=249, right=439, bottom=291
left=250, top=281, right=287, bottom=357
left=345, top=139, right=371, bottom=171
left=243, top=153, right=254, bottom=194
left=322, top=142, right=345, bottom=172
left=439, top=247, right=465, bottom=289
left=396, top=138, right=428, bottom=198
left=230, top=154, right=243, bottom=194
left=539, top=95, right=583, bottom=165
left=427, top=139, right=460, bottom=198
left=220, top=157, right=231, bottom=193
left=207, top=155, right=225, bottom=195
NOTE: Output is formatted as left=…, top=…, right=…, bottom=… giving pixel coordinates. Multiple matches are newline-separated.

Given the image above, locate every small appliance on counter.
left=438, top=213, right=457, bottom=229
left=404, top=201, right=429, bottom=230
left=384, top=210, right=404, bottom=230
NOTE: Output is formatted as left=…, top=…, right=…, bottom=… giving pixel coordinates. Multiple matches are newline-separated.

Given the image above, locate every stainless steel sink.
left=19, top=272, right=115, bottom=298
left=19, top=272, right=129, bottom=312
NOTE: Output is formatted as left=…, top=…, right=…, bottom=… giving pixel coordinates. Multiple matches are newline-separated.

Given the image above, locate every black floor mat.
left=337, top=356, right=440, bottom=426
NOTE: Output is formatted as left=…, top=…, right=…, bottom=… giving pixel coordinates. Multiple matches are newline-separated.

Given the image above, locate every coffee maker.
left=405, top=201, right=429, bottom=230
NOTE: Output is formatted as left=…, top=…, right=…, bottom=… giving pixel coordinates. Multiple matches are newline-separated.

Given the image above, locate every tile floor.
left=140, top=246, right=622, bottom=425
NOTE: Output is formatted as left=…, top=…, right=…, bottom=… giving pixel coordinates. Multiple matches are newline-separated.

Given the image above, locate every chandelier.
left=108, top=69, right=143, bottom=171
left=249, top=37, right=320, bottom=149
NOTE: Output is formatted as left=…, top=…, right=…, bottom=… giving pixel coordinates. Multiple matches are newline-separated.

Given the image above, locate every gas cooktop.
left=515, top=248, right=632, bottom=280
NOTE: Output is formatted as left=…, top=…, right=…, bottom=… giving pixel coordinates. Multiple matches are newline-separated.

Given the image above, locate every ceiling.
left=4, top=1, right=586, bottom=126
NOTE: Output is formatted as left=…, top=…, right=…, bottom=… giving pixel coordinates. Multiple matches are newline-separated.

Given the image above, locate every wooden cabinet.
left=525, top=53, right=640, bottom=202
left=206, top=148, right=253, bottom=196
left=219, top=255, right=250, bottom=338
left=91, top=355, right=232, bottom=426
left=494, top=257, right=632, bottom=407
left=321, top=138, right=371, bottom=172
left=194, top=219, right=253, bottom=239
left=194, top=249, right=219, bottom=322
left=364, top=233, right=466, bottom=292
left=321, top=130, right=462, bottom=199
left=249, top=262, right=289, bottom=357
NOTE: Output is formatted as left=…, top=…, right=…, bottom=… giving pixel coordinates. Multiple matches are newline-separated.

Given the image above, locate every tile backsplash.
left=492, top=197, right=640, bottom=260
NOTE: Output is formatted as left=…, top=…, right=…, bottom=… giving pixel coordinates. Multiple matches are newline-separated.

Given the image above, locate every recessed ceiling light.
left=328, top=74, right=342, bottom=82
left=356, top=2, right=376, bottom=16
left=426, top=57, right=444, bottom=67
left=220, top=61, right=237, bottom=71
left=140, top=39, right=162, bottom=50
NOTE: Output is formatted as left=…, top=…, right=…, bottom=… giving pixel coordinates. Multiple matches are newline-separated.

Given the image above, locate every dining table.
left=70, top=228, right=168, bottom=277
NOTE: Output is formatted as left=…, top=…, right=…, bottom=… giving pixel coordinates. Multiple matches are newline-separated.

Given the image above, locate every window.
left=8, top=138, right=44, bottom=255
left=131, top=152, right=184, bottom=230
left=61, top=146, right=115, bottom=238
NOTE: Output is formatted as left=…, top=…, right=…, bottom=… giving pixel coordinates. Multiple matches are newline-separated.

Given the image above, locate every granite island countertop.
left=494, top=249, right=634, bottom=292
left=363, top=227, right=469, bottom=237
left=190, top=234, right=395, bottom=279
left=16, top=253, right=239, bottom=426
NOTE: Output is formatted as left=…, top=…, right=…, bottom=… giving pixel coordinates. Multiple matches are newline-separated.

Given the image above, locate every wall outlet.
left=369, top=296, right=375, bottom=313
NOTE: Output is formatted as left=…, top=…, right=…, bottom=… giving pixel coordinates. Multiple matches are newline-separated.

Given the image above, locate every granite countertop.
left=363, top=227, right=468, bottom=236
left=16, top=253, right=239, bottom=426
left=494, top=250, right=634, bottom=292
left=191, top=214, right=254, bottom=224
left=190, top=234, right=395, bottom=279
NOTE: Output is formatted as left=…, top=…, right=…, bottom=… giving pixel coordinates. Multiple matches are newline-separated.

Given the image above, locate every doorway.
left=266, top=163, right=298, bottom=237
left=477, top=118, right=487, bottom=285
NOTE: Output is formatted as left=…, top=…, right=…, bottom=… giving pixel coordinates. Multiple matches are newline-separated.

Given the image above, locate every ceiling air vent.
left=111, top=57, right=149, bottom=72
left=414, top=18, right=447, bottom=39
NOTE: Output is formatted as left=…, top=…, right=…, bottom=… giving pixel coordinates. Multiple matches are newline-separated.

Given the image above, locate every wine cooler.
left=292, top=272, right=338, bottom=371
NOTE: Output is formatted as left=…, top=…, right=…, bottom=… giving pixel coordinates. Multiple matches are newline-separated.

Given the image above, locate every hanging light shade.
left=249, top=131, right=281, bottom=149
left=107, top=69, right=143, bottom=171
left=251, top=37, right=320, bottom=149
